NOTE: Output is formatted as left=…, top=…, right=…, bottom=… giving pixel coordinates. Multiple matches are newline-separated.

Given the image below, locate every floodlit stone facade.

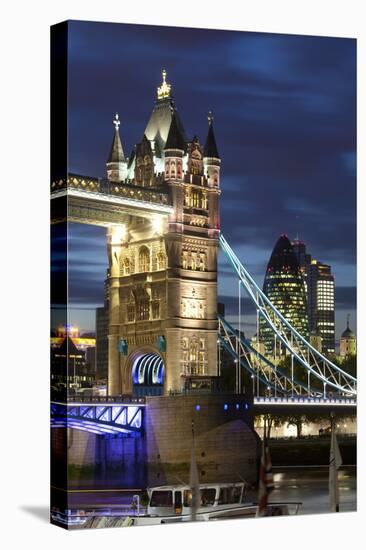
left=107, top=71, right=221, bottom=396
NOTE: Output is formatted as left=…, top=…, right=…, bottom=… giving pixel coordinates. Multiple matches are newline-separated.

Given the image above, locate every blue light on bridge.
left=157, top=335, right=166, bottom=352
left=195, top=405, right=201, bottom=411
left=224, top=403, right=228, bottom=411
left=236, top=403, right=240, bottom=410
left=119, top=339, right=128, bottom=355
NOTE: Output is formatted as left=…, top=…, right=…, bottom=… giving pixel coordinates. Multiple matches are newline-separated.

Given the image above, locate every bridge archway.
left=126, top=348, right=165, bottom=397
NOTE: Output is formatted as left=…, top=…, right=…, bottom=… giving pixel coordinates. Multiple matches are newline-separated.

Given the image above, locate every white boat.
left=132, top=482, right=301, bottom=526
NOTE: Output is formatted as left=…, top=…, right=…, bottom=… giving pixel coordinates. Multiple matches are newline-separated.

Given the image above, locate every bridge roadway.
left=51, top=394, right=356, bottom=436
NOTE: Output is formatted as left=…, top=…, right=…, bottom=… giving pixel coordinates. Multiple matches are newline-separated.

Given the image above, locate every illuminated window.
left=189, top=341, right=198, bottom=363
left=139, top=246, right=150, bottom=272
left=123, top=257, right=130, bottom=276
left=198, top=351, right=206, bottom=373
left=127, top=304, right=135, bottom=322
left=199, top=253, right=206, bottom=271
left=137, top=300, right=149, bottom=321
left=152, top=301, right=160, bottom=319
left=157, top=251, right=166, bottom=271
left=191, top=191, right=200, bottom=207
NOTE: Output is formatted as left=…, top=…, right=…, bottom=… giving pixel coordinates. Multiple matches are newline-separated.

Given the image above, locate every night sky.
left=62, top=20, right=356, bottom=342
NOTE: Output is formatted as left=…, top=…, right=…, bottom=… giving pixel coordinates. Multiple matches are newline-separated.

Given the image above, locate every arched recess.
left=124, top=347, right=165, bottom=397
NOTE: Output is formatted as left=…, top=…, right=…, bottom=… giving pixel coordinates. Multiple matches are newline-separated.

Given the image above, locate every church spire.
left=106, top=113, right=127, bottom=181
left=204, top=111, right=220, bottom=158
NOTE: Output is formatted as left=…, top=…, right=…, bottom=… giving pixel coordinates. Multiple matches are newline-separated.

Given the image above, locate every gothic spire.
left=165, top=110, right=186, bottom=150
left=107, top=113, right=125, bottom=163
left=204, top=111, right=219, bottom=158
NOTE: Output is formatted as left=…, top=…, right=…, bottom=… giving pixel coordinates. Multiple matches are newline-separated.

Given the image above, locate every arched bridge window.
left=139, top=246, right=150, bottom=272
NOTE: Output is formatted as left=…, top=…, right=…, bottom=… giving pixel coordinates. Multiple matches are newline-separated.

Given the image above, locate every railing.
left=51, top=174, right=170, bottom=207
left=253, top=396, right=357, bottom=406
left=63, top=395, right=146, bottom=404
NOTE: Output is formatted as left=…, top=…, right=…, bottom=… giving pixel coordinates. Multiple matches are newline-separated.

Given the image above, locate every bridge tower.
left=107, top=70, right=221, bottom=396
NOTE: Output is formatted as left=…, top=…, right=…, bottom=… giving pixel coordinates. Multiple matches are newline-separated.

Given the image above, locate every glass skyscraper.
left=261, top=235, right=309, bottom=356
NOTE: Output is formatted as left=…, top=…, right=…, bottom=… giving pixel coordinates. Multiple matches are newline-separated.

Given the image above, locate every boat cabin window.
left=218, top=486, right=242, bottom=505
left=183, top=490, right=192, bottom=507
left=183, top=488, right=216, bottom=507
left=200, top=488, right=216, bottom=506
left=150, top=490, right=173, bottom=507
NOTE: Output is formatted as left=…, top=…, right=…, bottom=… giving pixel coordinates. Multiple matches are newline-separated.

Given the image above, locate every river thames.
left=270, top=466, right=356, bottom=515
left=64, top=465, right=356, bottom=518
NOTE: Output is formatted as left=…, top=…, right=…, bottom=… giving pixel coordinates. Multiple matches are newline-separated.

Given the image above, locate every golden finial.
left=157, top=68, right=172, bottom=99
left=208, top=111, right=214, bottom=125
left=113, top=113, right=120, bottom=131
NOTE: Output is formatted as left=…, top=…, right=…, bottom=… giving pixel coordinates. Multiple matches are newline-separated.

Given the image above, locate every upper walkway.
left=51, top=174, right=173, bottom=225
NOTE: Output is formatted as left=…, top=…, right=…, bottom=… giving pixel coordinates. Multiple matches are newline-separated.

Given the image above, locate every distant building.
left=309, top=261, right=335, bottom=354
left=292, top=239, right=335, bottom=355
left=51, top=336, right=95, bottom=390
left=309, top=331, right=322, bottom=352
left=96, top=307, right=109, bottom=381
left=95, top=269, right=110, bottom=382
left=340, top=316, right=357, bottom=358
left=261, top=235, right=308, bottom=356
left=50, top=324, right=96, bottom=353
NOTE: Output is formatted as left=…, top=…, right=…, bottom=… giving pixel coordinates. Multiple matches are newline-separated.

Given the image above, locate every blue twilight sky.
left=60, top=20, right=356, bottom=342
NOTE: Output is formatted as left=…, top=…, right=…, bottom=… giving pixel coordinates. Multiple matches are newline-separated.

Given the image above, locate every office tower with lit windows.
left=292, top=239, right=335, bottom=355
left=308, top=260, right=335, bottom=354
left=261, top=235, right=308, bottom=356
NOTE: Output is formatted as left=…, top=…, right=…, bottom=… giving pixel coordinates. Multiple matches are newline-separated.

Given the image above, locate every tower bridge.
left=51, top=70, right=356, bottom=437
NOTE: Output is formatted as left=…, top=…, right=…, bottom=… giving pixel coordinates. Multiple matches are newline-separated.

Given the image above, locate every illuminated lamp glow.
left=195, top=405, right=201, bottom=411
left=224, top=404, right=228, bottom=411
left=236, top=404, right=240, bottom=410
left=110, top=224, right=126, bottom=245
left=152, top=216, right=163, bottom=235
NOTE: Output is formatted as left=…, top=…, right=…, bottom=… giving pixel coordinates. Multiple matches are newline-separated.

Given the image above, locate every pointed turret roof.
left=144, top=70, right=186, bottom=155
left=107, top=113, right=125, bottom=163
left=136, top=134, right=152, bottom=156
left=204, top=111, right=219, bottom=158
left=165, top=111, right=186, bottom=150
left=341, top=315, right=356, bottom=339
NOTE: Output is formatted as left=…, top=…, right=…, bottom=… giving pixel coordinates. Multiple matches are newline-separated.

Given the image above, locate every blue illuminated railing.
left=51, top=401, right=144, bottom=436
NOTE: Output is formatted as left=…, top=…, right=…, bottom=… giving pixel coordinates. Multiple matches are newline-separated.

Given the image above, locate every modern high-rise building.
left=292, top=239, right=335, bottom=355
left=261, top=235, right=308, bottom=356
left=309, top=260, right=335, bottom=354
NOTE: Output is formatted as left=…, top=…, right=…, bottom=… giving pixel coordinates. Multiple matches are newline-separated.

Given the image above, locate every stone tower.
left=106, top=70, right=221, bottom=396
